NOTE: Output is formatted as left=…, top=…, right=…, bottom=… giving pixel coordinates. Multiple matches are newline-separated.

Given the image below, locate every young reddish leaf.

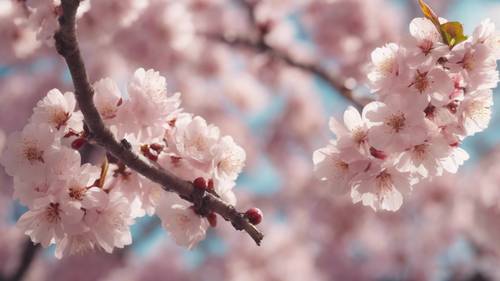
left=441, top=21, right=468, bottom=47
left=417, top=0, right=441, bottom=29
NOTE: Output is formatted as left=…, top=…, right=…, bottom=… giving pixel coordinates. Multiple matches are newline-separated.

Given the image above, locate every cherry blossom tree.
left=1, top=0, right=500, bottom=280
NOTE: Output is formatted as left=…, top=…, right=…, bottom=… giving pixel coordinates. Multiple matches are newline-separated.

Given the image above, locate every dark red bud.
left=71, top=138, right=86, bottom=150
left=370, top=147, right=387, bottom=160
left=245, top=208, right=263, bottom=225
left=424, top=104, right=436, bottom=118
left=207, top=212, right=217, bottom=227
left=193, top=177, right=206, bottom=190
left=150, top=143, right=164, bottom=152
left=207, top=179, right=214, bottom=190
left=146, top=154, right=158, bottom=162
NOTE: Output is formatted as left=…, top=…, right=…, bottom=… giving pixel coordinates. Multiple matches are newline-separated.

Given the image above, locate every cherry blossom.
left=0, top=65, right=247, bottom=257
left=3, top=1, right=500, bottom=277
left=407, top=17, right=448, bottom=64
left=93, top=78, right=123, bottom=121
left=1, top=123, right=58, bottom=180
left=26, top=0, right=62, bottom=44
left=365, top=100, right=428, bottom=153
left=156, top=192, right=209, bottom=249
left=211, top=136, right=246, bottom=183
left=315, top=16, right=499, bottom=211
left=17, top=196, right=84, bottom=247
left=367, top=43, right=404, bottom=92
left=30, top=89, right=83, bottom=133
left=118, top=68, right=181, bottom=141
left=351, top=158, right=412, bottom=212
left=84, top=190, right=135, bottom=254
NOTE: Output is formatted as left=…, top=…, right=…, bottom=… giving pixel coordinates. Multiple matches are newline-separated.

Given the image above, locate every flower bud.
left=245, top=208, right=263, bottom=225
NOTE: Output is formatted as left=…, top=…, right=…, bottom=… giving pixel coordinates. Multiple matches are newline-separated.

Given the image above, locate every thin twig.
left=206, top=0, right=365, bottom=108
left=54, top=0, right=263, bottom=245
left=207, top=34, right=364, bottom=108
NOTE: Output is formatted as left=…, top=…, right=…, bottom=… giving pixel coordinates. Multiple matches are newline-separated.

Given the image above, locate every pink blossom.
left=367, top=43, right=405, bottom=92
left=59, top=164, right=101, bottom=206
left=44, top=146, right=81, bottom=180
left=157, top=152, right=206, bottom=182
left=84, top=190, right=135, bottom=253
left=55, top=231, right=97, bottom=259
left=156, top=192, right=208, bottom=249
left=448, top=43, right=498, bottom=91
left=31, top=89, right=83, bottom=133
left=0, top=1, right=41, bottom=62
left=458, top=89, right=493, bottom=136
left=93, top=78, right=123, bottom=121
left=351, top=159, right=412, bottom=211
left=112, top=169, right=163, bottom=216
left=396, top=136, right=452, bottom=178
left=407, top=17, right=448, bottom=65
left=168, top=114, right=220, bottom=167
left=26, top=0, right=62, bottom=44
left=365, top=101, right=428, bottom=153
left=315, top=15, right=498, bottom=212
left=211, top=136, right=246, bottom=182
left=17, top=196, right=84, bottom=247
left=1, top=123, right=57, bottom=180
left=328, top=106, right=370, bottom=154
left=313, top=143, right=369, bottom=194
left=405, top=66, right=454, bottom=105
left=118, top=68, right=181, bottom=141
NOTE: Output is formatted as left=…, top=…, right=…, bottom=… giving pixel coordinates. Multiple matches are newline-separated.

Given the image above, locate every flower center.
left=352, top=128, right=368, bottom=145
left=376, top=170, right=393, bottom=193
left=410, top=71, right=429, bottom=93
left=218, top=156, right=240, bottom=175
left=419, top=40, right=433, bottom=55
left=379, top=57, right=396, bottom=74
left=192, top=135, right=209, bottom=153
left=23, top=143, right=44, bottom=164
left=51, top=110, right=70, bottom=130
left=69, top=186, right=86, bottom=201
left=100, top=105, right=117, bottom=120
left=413, top=144, right=428, bottom=160
left=385, top=112, right=406, bottom=133
left=335, top=160, right=349, bottom=172
left=45, top=203, right=61, bottom=224
left=460, top=52, right=475, bottom=71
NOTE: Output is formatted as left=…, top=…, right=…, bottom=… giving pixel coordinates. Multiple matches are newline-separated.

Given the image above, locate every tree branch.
left=207, top=34, right=365, bottom=109
left=54, top=0, right=263, bottom=246
left=204, top=0, right=366, bottom=108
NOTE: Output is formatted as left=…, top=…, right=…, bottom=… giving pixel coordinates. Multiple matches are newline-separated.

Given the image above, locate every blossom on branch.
left=1, top=68, right=248, bottom=257
left=314, top=16, right=499, bottom=211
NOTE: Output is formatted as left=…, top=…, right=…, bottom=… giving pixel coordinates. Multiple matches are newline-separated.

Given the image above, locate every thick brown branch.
left=54, top=0, right=263, bottom=245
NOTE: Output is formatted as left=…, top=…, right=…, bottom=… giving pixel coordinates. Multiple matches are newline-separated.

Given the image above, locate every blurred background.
left=1, top=0, right=500, bottom=280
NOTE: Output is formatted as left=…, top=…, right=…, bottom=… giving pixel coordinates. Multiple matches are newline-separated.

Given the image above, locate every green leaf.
left=440, top=21, right=468, bottom=47
left=417, top=0, right=468, bottom=48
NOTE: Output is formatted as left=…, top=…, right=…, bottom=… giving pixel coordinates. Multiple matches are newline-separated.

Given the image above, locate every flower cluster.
left=25, top=0, right=90, bottom=45
left=0, top=68, right=246, bottom=257
left=313, top=17, right=499, bottom=211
